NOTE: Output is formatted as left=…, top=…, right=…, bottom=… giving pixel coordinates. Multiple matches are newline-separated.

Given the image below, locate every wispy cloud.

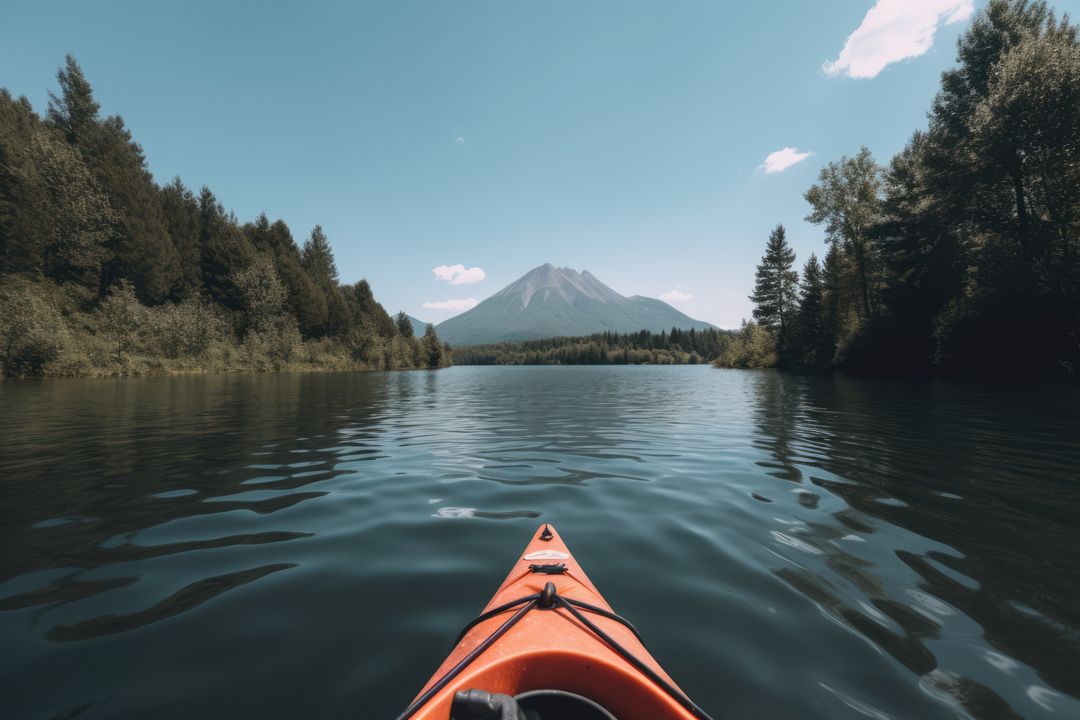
left=433, top=264, right=486, bottom=285
left=422, top=298, right=478, bottom=311
left=822, top=0, right=974, bottom=79
left=455, top=136, right=465, bottom=144
left=762, top=147, right=814, bottom=174
left=660, top=287, right=694, bottom=303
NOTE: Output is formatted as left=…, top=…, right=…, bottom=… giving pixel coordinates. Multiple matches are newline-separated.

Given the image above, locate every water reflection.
left=1, top=367, right=1078, bottom=720
left=0, top=373, right=383, bottom=642
left=750, top=371, right=1080, bottom=715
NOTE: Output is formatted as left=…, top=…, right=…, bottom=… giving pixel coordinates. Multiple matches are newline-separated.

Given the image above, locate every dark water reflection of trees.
left=0, top=373, right=390, bottom=627
left=750, top=371, right=1080, bottom=713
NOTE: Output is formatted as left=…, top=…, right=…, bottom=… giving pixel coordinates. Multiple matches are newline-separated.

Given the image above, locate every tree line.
left=453, top=328, right=741, bottom=365
left=0, top=56, right=450, bottom=377
left=722, top=0, right=1080, bottom=381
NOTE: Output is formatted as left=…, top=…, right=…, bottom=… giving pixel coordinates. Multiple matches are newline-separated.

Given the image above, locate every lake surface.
left=2, top=366, right=1079, bottom=720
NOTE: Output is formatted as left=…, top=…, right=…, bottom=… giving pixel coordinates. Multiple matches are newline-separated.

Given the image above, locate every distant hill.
left=407, top=315, right=429, bottom=337
left=435, top=264, right=714, bottom=346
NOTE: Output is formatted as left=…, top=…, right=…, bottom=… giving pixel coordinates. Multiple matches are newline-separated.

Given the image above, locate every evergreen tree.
left=821, top=243, right=848, bottom=358
left=246, top=217, right=328, bottom=338
left=31, top=129, right=112, bottom=286
left=795, top=254, right=829, bottom=368
left=0, top=55, right=449, bottom=377
left=89, top=117, right=182, bottom=303
left=160, top=178, right=201, bottom=296
left=395, top=311, right=414, bottom=338
left=1, top=92, right=57, bottom=277
left=198, top=187, right=255, bottom=310
left=349, top=279, right=397, bottom=337
left=46, top=55, right=99, bottom=144
left=750, top=224, right=799, bottom=347
left=420, top=323, right=444, bottom=367
left=277, top=254, right=327, bottom=338
left=300, top=225, right=338, bottom=287
left=47, top=58, right=181, bottom=302
left=325, top=285, right=353, bottom=337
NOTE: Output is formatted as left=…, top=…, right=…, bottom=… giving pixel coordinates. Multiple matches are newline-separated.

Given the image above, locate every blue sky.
left=5, top=0, right=1078, bottom=327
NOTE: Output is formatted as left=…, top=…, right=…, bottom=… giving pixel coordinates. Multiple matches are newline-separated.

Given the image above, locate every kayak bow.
left=398, top=524, right=711, bottom=720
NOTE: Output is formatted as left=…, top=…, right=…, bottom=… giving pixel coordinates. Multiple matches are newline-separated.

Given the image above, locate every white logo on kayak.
left=523, top=550, right=569, bottom=561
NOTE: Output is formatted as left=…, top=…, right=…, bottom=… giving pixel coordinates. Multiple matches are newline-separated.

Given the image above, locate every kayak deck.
left=402, top=524, right=703, bottom=719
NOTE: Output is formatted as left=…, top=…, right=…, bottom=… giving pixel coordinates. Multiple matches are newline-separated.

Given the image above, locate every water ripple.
left=0, top=367, right=1078, bottom=719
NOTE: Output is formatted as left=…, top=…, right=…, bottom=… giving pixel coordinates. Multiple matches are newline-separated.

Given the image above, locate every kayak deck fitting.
left=397, top=524, right=712, bottom=720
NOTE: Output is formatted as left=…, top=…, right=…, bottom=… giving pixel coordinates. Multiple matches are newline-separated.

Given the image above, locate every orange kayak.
left=397, top=524, right=712, bottom=720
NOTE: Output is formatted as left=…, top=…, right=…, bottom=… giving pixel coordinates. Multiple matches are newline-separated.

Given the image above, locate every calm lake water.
left=2, top=366, right=1079, bottom=719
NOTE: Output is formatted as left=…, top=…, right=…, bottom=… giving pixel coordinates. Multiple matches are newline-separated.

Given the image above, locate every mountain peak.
left=436, top=265, right=715, bottom=345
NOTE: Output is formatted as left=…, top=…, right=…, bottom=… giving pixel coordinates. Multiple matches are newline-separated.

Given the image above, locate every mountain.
left=435, top=264, right=715, bottom=346
left=407, top=315, right=430, bottom=337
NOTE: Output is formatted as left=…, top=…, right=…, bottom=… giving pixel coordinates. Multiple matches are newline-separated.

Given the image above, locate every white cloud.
left=660, top=287, right=694, bottom=303
left=762, top=147, right=814, bottom=174
left=433, top=264, right=486, bottom=285
left=455, top=136, right=465, bottom=144
left=422, top=298, right=478, bottom=311
left=822, top=0, right=974, bottom=79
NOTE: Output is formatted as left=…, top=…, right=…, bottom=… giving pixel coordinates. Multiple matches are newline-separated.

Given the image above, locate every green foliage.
left=795, top=254, right=830, bottom=368
left=46, top=55, right=99, bottom=144
left=149, top=296, right=226, bottom=359
left=750, top=224, right=799, bottom=347
left=198, top=187, right=256, bottom=310
left=713, top=321, right=777, bottom=369
left=30, top=128, right=112, bottom=285
left=765, top=0, right=1080, bottom=381
left=420, top=323, right=446, bottom=368
left=54, top=62, right=184, bottom=304
left=395, top=311, right=415, bottom=338
left=233, top=256, right=290, bottom=335
left=2, top=92, right=72, bottom=278
left=99, top=279, right=144, bottom=367
left=350, top=280, right=396, bottom=337
left=0, top=56, right=448, bottom=378
left=233, top=257, right=301, bottom=367
left=160, top=177, right=201, bottom=296
left=455, top=328, right=731, bottom=365
left=300, top=225, right=338, bottom=287
left=804, top=147, right=883, bottom=323
left=278, top=254, right=327, bottom=338
left=324, top=286, right=352, bottom=337
left=0, top=278, right=68, bottom=377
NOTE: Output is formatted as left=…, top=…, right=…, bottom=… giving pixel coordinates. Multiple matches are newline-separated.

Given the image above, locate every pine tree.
left=46, top=57, right=181, bottom=302
left=350, top=280, right=396, bottom=337
left=91, top=117, right=182, bottom=303
left=395, top=311, right=414, bottom=338
left=325, top=285, right=353, bottom=337
left=160, top=177, right=201, bottom=296
left=300, top=225, right=338, bottom=287
left=420, top=323, right=444, bottom=367
left=31, top=129, right=112, bottom=286
left=821, top=243, right=847, bottom=356
left=750, top=224, right=799, bottom=346
left=277, top=255, right=327, bottom=338
left=1, top=91, right=54, bottom=277
left=198, top=187, right=255, bottom=310
left=46, top=55, right=99, bottom=144
left=796, top=254, right=829, bottom=368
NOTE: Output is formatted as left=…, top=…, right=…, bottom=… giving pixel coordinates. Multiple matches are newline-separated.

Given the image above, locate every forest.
left=0, top=57, right=450, bottom=378
left=453, top=328, right=743, bottom=365
left=724, top=0, right=1080, bottom=381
